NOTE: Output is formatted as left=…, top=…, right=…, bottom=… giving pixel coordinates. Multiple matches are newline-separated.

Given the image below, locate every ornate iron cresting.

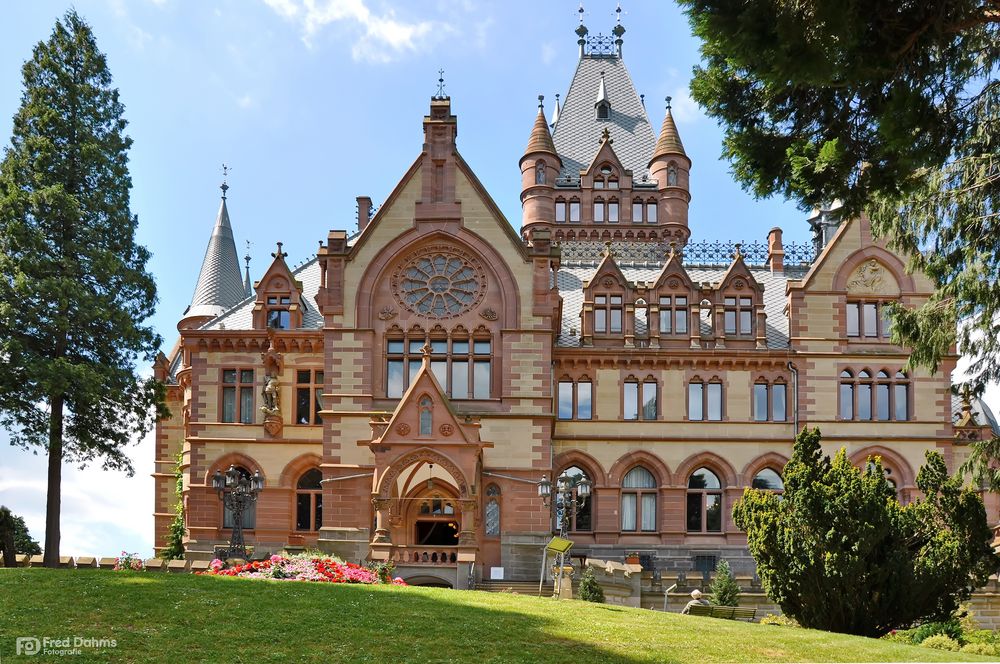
left=212, top=465, right=264, bottom=560
left=558, top=239, right=814, bottom=268
left=584, top=34, right=617, bottom=56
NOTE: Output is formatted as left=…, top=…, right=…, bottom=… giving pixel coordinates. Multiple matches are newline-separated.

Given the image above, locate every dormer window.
left=266, top=296, right=291, bottom=329
left=596, top=101, right=610, bottom=120
left=594, top=294, right=623, bottom=334
left=724, top=296, right=753, bottom=336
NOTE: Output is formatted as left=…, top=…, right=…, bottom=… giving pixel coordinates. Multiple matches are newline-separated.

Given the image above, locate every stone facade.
left=153, top=21, right=999, bottom=589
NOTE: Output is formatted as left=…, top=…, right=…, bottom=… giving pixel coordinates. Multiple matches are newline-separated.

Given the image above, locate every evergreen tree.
left=0, top=10, right=165, bottom=567
left=733, top=428, right=998, bottom=637
left=578, top=566, right=605, bottom=603
left=679, top=1, right=1000, bottom=392
left=708, top=559, right=740, bottom=607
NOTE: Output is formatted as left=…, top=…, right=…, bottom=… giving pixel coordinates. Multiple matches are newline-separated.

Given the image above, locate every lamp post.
left=537, top=471, right=592, bottom=597
left=212, top=465, right=264, bottom=560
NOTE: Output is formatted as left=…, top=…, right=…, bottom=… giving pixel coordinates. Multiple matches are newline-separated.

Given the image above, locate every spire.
left=550, top=93, right=561, bottom=128
left=243, top=241, right=252, bottom=298
left=525, top=95, right=557, bottom=156
left=651, top=96, right=686, bottom=162
left=183, top=174, right=247, bottom=322
left=595, top=71, right=609, bottom=106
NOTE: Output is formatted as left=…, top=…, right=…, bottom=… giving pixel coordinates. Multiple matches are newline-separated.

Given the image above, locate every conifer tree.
left=0, top=10, right=164, bottom=567
left=708, top=559, right=740, bottom=607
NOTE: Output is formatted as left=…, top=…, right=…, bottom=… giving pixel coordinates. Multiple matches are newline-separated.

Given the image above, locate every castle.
left=153, top=17, right=998, bottom=588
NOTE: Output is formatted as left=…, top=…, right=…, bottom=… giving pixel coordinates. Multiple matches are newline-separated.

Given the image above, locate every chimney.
left=766, top=227, right=784, bottom=274
left=357, top=196, right=372, bottom=233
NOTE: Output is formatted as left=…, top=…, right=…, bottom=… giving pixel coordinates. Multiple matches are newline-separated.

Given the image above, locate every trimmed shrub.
left=961, top=642, right=999, bottom=656
left=578, top=567, right=605, bottom=603
left=920, top=635, right=960, bottom=652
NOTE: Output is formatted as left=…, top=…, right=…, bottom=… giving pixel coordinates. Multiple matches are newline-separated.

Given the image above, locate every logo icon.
left=16, top=637, right=41, bottom=656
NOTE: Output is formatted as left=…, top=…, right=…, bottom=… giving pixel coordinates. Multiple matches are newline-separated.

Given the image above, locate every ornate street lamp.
left=212, top=465, right=264, bottom=560
left=538, top=471, right=591, bottom=538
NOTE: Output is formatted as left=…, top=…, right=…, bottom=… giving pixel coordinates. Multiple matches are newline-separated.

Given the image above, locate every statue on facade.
left=261, top=374, right=280, bottom=414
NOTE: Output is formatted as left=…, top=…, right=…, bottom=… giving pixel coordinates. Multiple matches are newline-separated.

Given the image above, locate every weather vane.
left=220, top=163, right=231, bottom=197
left=436, top=69, right=446, bottom=98
left=244, top=240, right=252, bottom=269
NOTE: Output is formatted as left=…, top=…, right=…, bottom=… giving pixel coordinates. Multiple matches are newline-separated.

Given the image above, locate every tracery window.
left=687, top=467, right=722, bottom=532
left=751, top=468, right=784, bottom=493
left=418, top=397, right=433, bottom=435
left=394, top=248, right=486, bottom=319
left=386, top=336, right=491, bottom=399
left=484, top=484, right=501, bottom=537
left=295, top=468, right=323, bottom=531
left=621, top=466, right=657, bottom=532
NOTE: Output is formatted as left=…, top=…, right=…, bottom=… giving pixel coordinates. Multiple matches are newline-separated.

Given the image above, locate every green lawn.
left=0, top=569, right=991, bottom=663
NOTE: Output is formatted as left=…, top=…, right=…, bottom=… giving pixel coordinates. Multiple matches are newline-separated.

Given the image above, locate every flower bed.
left=199, top=554, right=406, bottom=585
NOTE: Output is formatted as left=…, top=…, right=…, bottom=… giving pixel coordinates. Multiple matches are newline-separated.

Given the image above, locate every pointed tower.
left=520, top=96, right=562, bottom=235
left=648, top=97, right=692, bottom=245
left=179, top=180, right=247, bottom=330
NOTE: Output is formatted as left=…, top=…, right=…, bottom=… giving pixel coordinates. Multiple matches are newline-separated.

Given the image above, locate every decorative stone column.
left=372, top=498, right=392, bottom=544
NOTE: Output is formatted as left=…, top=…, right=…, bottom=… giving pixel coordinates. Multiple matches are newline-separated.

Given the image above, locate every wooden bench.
left=687, top=604, right=757, bottom=621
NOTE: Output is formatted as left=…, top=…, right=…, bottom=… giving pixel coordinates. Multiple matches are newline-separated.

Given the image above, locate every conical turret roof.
left=184, top=188, right=247, bottom=320
left=525, top=99, right=558, bottom=157
left=650, top=101, right=686, bottom=162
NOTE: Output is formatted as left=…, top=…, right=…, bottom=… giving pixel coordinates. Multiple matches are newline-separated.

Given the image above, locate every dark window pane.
left=222, top=387, right=236, bottom=422
left=558, top=382, right=574, bottom=420
left=296, top=494, right=311, bottom=530
left=223, top=370, right=237, bottom=384
left=707, top=383, right=723, bottom=420
left=688, top=383, right=703, bottom=420
left=705, top=495, right=722, bottom=532
left=314, top=371, right=324, bottom=385
left=753, top=384, right=768, bottom=422
left=642, top=382, right=657, bottom=420
left=297, top=370, right=311, bottom=384
left=239, top=388, right=254, bottom=424
left=623, top=382, right=639, bottom=420
left=772, top=384, right=786, bottom=421
left=686, top=493, right=702, bottom=531
left=451, top=361, right=469, bottom=399
left=473, top=361, right=490, bottom=399
left=894, top=384, right=908, bottom=420
left=840, top=383, right=854, bottom=419
left=863, top=303, right=878, bottom=337
left=387, top=360, right=404, bottom=398
left=240, top=369, right=254, bottom=383
left=577, top=382, right=592, bottom=420
left=846, top=303, right=859, bottom=337
left=296, top=387, right=311, bottom=424
left=876, top=384, right=890, bottom=420
left=297, top=469, right=322, bottom=489
left=858, top=384, right=872, bottom=420
left=574, top=499, right=592, bottom=531
left=315, top=494, right=322, bottom=530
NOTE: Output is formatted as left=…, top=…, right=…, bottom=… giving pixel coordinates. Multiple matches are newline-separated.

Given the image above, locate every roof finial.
left=435, top=69, right=446, bottom=99
left=666, top=95, right=672, bottom=111
left=220, top=163, right=230, bottom=198
left=733, top=242, right=743, bottom=260
left=578, top=3, right=586, bottom=24
left=272, top=241, right=288, bottom=260
left=603, top=240, right=613, bottom=257
left=538, top=94, right=544, bottom=110
left=244, top=240, right=252, bottom=269
left=668, top=241, right=677, bottom=260
left=599, top=126, right=612, bottom=143
left=640, top=93, right=645, bottom=107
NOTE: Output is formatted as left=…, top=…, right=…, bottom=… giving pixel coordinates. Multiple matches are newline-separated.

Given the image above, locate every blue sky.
left=0, top=1, right=915, bottom=556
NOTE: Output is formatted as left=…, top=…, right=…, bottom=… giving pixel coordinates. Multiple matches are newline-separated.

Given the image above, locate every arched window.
left=645, top=198, right=657, bottom=224
left=607, top=198, right=619, bottom=223
left=839, top=370, right=854, bottom=419
left=866, top=460, right=898, bottom=495
left=596, top=101, right=610, bottom=120
left=485, top=484, right=501, bottom=536
left=419, top=397, right=433, bottom=435
left=632, top=198, right=644, bottom=223
left=295, top=468, right=323, bottom=531
left=840, top=369, right=909, bottom=421
left=751, top=468, right=784, bottom=493
left=894, top=371, right=909, bottom=420
left=555, top=198, right=567, bottom=223
left=621, top=466, right=657, bottom=532
left=222, top=466, right=256, bottom=529
left=555, top=466, right=592, bottom=532
left=593, top=197, right=605, bottom=223
left=687, top=467, right=722, bottom=532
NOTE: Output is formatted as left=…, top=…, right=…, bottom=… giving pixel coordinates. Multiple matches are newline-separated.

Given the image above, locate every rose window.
left=392, top=248, right=486, bottom=318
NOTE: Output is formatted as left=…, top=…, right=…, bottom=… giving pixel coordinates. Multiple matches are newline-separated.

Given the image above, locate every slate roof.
left=185, top=196, right=247, bottom=320
left=551, top=53, right=656, bottom=183
left=951, top=393, right=1000, bottom=434
left=201, top=257, right=324, bottom=331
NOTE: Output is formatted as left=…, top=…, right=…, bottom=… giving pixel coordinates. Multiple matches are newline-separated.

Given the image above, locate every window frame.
left=688, top=379, right=724, bottom=421
left=295, top=468, right=323, bottom=532
left=558, top=378, right=593, bottom=421
left=846, top=299, right=894, bottom=339
left=839, top=369, right=909, bottom=421
left=294, top=369, right=324, bottom=425
left=621, top=466, right=658, bottom=532
left=221, top=368, right=255, bottom=424
left=752, top=380, right=788, bottom=422
left=385, top=335, right=492, bottom=400
left=686, top=467, right=723, bottom=533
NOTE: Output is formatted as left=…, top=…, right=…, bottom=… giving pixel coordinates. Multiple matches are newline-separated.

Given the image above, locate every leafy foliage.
left=679, top=0, right=1000, bottom=390
left=0, top=10, right=165, bottom=564
left=734, top=427, right=998, bottom=637
left=920, top=635, right=961, bottom=652
left=708, top=559, right=740, bottom=607
left=0, top=505, right=41, bottom=558
left=159, top=454, right=185, bottom=560
left=578, top=566, right=605, bottom=603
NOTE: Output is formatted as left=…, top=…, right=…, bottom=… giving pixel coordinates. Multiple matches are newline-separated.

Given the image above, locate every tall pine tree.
left=0, top=10, right=164, bottom=567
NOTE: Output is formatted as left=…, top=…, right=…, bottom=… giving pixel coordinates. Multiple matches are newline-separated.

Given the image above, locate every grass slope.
left=0, top=569, right=990, bottom=663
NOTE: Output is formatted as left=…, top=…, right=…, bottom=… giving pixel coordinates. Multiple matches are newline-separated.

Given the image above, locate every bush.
left=708, top=559, right=741, bottom=607
left=920, top=635, right=960, bottom=652
left=961, top=642, right=999, bottom=656
left=760, top=614, right=799, bottom=627
left=578, top=566, right=605, bottom=603
left=734, top=427, right=999, bottom=637
left=966, top=629, right=1000, bottom=646
left=910, top=620, right=964, bottom=645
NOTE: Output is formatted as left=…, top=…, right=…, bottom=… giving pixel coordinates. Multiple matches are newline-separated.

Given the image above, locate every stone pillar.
left=372, top=498, right=392, bottom=544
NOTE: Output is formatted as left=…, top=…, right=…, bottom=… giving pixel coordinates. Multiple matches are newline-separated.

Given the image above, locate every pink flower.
left=270, top=554, right=284, bottom=564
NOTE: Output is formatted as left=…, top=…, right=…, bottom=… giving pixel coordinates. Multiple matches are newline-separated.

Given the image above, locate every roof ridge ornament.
left=599, top=127, right=612, bottom=144
left=434, top=69, right=447, bottom=100
left=271, top=242, right=288, bottom=260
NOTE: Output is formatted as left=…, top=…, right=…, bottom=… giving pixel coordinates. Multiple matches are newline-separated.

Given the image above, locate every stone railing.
left=10, top=554, right=209, bottom=573
left=388, top=546, right=458, bottom=566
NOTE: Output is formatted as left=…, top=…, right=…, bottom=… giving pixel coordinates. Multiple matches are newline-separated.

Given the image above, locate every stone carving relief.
left=396, top=423, right=411, bottom=436
left=377, top=306, right=397, bottom=321
left=479, top=308, right=498, bottom=321
left=439, top=423, right=454, bottom=437
left=846, top=259, right=899, bottom=296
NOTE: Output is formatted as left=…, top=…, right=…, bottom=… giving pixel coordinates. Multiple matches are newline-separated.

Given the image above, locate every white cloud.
left=237, top=93, right=255, bottom=109
left=262, top=0, right=445, bottom=62
left=541, top=42, right=556, bottom=66
left=668, top=87, right=700, bottom=124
